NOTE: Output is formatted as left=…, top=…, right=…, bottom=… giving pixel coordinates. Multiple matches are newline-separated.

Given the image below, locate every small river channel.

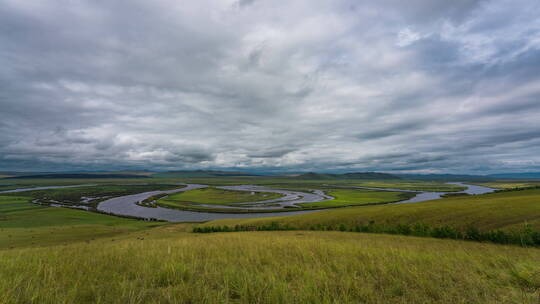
left=351, top=182, right=495, bottom=204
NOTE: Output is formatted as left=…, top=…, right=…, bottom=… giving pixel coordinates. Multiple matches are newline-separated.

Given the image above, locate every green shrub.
left=193, top=221, right=540, bottom=247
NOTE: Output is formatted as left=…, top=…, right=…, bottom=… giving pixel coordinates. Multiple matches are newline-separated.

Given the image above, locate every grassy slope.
left=161, top=187, right=283, bottom=206
left=0, top=196, right=164, bottom=248
left=301, top=189, right=414, bottom=207
left=205, top=189, right=540, bottom=231
left=1, top=228, right=539, bottom=304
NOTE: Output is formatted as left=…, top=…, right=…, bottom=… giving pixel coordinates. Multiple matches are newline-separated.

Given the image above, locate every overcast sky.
left=1, top=0, right=540, bottom=173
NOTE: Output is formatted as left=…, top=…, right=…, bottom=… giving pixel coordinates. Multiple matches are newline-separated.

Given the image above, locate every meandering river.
left=2, top=182, right=495, bottom=222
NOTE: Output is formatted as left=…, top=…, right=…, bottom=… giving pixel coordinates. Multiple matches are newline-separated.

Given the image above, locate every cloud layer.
left=1, top=0, right=540, bottom=173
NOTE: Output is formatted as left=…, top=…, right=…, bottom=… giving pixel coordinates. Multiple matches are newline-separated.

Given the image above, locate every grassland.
left=163, top=187, right=283, bottom=205
left=204, top=188, right=540, bottom=232
left=300, top=189, right=414, bottom=207
left=1, top=228, right=539, bottom=303
left=0, top=195, right=164, bottom=248
left=154, top=187, right=287, bottom=213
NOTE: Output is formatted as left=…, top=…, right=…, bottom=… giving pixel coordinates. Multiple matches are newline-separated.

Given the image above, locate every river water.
left=96, top=184, right=326, bottom=221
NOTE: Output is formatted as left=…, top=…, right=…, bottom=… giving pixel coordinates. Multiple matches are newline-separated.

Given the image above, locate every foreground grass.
left=1, top=229, right=539, bottom=304
left=0, top=196, right=164, bottom=248
left=206, top=189, right=540, bottom=232
left=300, top=189, right=414, bottom=207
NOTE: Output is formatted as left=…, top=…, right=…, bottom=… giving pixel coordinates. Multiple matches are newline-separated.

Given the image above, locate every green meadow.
left=0, top=195, right=163, bottom=248
left=162, top=186, right=283, bottom=205
left=299, top=188, right=414, bottom=207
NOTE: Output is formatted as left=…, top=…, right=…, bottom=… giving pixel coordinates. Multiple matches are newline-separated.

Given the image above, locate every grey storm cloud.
left=1, top=0, right=540, bottom=174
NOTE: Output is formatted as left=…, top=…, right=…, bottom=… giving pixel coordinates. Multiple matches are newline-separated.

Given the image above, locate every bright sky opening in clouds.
left=1, top=0, right=540, bottom=173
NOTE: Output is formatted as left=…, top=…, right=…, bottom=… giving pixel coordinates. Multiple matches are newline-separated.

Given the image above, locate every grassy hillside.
left=204, top=189, right=540, bottom=232
left=1, top=228, right=539, bottom=303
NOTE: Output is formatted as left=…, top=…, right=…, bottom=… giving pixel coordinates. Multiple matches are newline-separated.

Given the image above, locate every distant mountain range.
left=395, top=174, right=493, bottom=181
left=0, top=170, right=259, bottom=179
left=2, top=170, right=540, bottom=180
left=6, top=173, right=149, bottom=179
left=486, top=172, right=540, bottom=179
left=151, top=170, right=260, bottom=178
left=292, top=172, right=399, bottom=180
left=396, top=173, right=540, bottom=181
